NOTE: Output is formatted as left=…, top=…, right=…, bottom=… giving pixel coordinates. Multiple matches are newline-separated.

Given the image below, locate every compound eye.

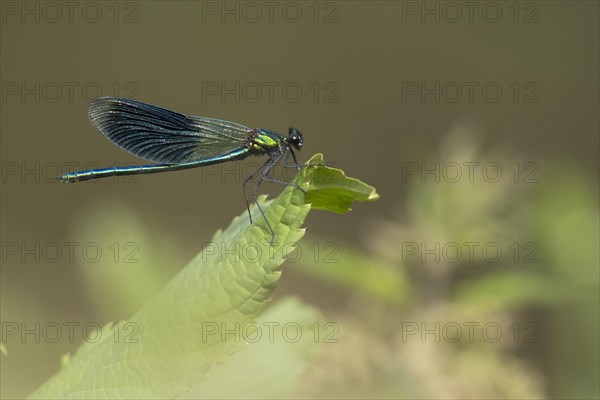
left=288, top=128, right=303, bottom=149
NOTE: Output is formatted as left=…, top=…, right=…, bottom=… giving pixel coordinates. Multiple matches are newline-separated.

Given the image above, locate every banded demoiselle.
left=57, top=97, right=306, bottom=243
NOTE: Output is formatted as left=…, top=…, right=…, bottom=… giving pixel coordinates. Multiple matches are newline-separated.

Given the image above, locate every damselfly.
left=57, top=97, right=306, bottom=243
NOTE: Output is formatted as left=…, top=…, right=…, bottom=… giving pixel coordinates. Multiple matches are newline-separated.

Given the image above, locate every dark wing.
left=88, top=97, right=252, bottom=164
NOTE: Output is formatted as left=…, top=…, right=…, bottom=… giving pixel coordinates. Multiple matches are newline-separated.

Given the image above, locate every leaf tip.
left=368, top=190, right=381, bottom=201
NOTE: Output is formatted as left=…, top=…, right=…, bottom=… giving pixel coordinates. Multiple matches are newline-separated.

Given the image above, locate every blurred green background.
left=1, top=1, right=598, bottom=399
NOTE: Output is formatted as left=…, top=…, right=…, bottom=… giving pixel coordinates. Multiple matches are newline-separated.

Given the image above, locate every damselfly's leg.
left=283, top=148, right=328, bottom=170
left=283, top=150, right=299, bottom=170
left=252, top=156, right=278, bottom=244
left=243, top=158, right=270, bottom=224
left=260, top=175, right=307, bottom=195
left=262, top=149, right=306, bottom=194
left=244, top=149, right=316, bottom=244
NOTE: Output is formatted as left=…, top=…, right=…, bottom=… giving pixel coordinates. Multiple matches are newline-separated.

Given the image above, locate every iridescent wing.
left=88, top=97, right=252, bottom=164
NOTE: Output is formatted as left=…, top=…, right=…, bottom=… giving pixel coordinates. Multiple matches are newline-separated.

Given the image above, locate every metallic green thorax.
left=247, top=128, right=287, bottom=155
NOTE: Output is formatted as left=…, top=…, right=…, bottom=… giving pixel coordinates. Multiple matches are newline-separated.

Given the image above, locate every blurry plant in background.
left=291, top=124, right=598, bottom=399
left=67, top=200, right=186, bottom=321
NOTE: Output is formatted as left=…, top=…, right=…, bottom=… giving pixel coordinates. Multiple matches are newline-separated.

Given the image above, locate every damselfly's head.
left=288, top=127, right=303, bottom=150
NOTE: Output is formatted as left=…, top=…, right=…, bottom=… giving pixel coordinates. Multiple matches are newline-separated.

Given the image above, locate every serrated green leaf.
left=29, top=154, right=378, bottom=400
left=303, top=153, right=380, bottom=214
